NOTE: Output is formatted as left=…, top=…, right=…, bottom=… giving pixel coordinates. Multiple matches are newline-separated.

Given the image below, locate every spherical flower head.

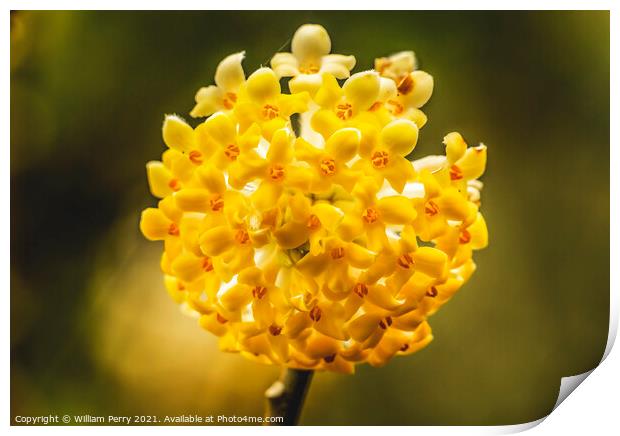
left=140, top=24, right=489, bottom=374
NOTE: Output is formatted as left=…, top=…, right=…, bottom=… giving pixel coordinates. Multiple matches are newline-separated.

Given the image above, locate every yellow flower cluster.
left=140, top=24, right=488, bottom=373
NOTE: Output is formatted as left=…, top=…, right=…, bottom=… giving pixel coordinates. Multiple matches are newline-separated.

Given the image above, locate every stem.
left=264, top=368, right=314, bottom=425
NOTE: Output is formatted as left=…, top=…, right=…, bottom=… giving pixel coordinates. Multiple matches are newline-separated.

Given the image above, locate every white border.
left=4, top=2, right=616, bottom=435
left=2, top=1, right=616, bottom=10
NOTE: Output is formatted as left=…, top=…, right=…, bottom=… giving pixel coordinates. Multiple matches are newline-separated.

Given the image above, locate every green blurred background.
left=10, top=10, right=610, bottom=425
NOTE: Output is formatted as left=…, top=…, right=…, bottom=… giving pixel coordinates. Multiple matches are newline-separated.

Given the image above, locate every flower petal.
left=412, top=247, right=448, bottom=279
left=378, top=77, right=397, bottom=102
left=199, top=314, right=228, bottom=337
left=314, top=302, right=349, bottom=340
left=273, top=221, right=310, bottom=249
left=252, top=181, right=284, bottom=212
left=311, top=108, right=344, bottom=140
left=311, top=203, right=345, bottom=231
left=246, top=67, right=280, bottom=102
left=285, top=311, right=312, bottom=339
left=270, top=52, right=300, bottom=77
left=320, top=54, right=356, bottom=79
left=436, top=187, right=470, bottom=221
left=277, top=92, right=310, bottom=117
left=171, top=252, right=207, bottom=283
left=291, top=24, right=331, bottom=61
left=289, top=74, right=323, bottom=96
left=146, top=161, right=174, bottom=198
left=343, top=71, right=380, bottom=111
left=203, top=112, right=236, bottom=145
left=140, top=208, right=173, bottom=241
left=199, top=226, right=235, bottom=256
left=375, top=51, right=417, bottom=80
left=376, top=196, right=417, bottom=224
left=219, top=284, right=253, bottom=312
left=346, top=242, right=376, bottom=269
left=380, top=119, right=419, bottom=156
left=303, top=331, right=340, bottom=360
left=383, top=155, right=416, bottom=193
left=162, top=115, right=195, bottom=152
left=214, top=51, right=246, bottom=92
left=366, top=284, right=403, bottom=310
left=174, top=189, right=210, bottom=212
left=468, top=212, right=489, bottom=249
left=325, top=128, right=361, bottom=162
left=402, top=70, right=434, bottom=108
left=296, top=252, right=329, bottom=276
left=337, top=214, right=364, bottom=241
left=443, top=132, right=467, bottom=163
left=455, top=144, right=487, bottom=180
left=190, top=85, right=223, bottom=118
left=196, top=163, right=226, bottom=194
left=347, top=313, right=382, bottom=342
left=266, top=128, right=293, bottom=163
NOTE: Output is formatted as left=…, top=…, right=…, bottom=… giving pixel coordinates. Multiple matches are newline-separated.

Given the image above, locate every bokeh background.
left=10, top=11, right=610, bottom=425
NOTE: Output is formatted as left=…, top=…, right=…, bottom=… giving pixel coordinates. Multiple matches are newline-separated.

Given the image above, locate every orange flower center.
left=222, top=92, right=237, bottom=110
left=378, top=316, right=393, bottom=329
left=369, top=102, right=383, bottom=112
left=426, top=286, right=438, bottom=297
left=252, top=286, right=267, bottom=299
left=307, top=214, right=321, bottom=231
left=309, top=306, right=322, bottom=322
left=353, top=283, right=369, bottom=298
left=320, top=157, right=336, bottom=176
left=168, top=178, right=181, bottom=191
left=323, top=354, right=336, bottom=363
left=386, top=99, right=404, bottom=115
left=202, top=257, right=214, bottom=272
left=371, top=150, right=389, bottom=168
left=299, top=62, right=320, bottom=74
left=450, top=164, right=463, bottom=180
left=397, top=74, right=414, bottom=95
left=224, top=144, right=240, bottom=161
left=261, top=209, right=279, bottom=228
left=235, top=229, right=250, bottom=244
left=188, top=150, right=203, bottom=165
left=168, top=223, right=180, bottom=236
left=336, top=103, right=353, bottom=120
left=262, top=104, right=279, bottom=120
left=216, top=313, right=228, bottom=324
left=330, top=247, right=345, bottom=259
left=269, top=164, right=286, bottom=181
left=397, top=253, right=415, bottom=269
left=209, top=194, right=224, bottom=212
left=362, top=207, right=379, bottom=224
left=424, top=200, right=439, bottom=216
left=268, top=324, right=282, bottom=336
left=375, top=58, right=392, bottom=75
left=459, top=229, right=471, bottom=244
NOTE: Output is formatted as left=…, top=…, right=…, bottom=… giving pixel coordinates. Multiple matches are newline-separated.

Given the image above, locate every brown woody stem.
left=264, top=368, right=314, bottom=425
